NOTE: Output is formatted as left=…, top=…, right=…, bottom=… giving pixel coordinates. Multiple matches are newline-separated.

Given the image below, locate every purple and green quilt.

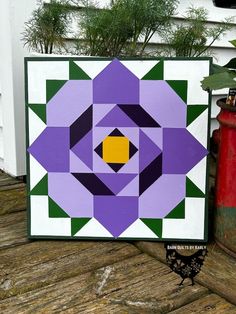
left=26, top=58, right=210, bottom=240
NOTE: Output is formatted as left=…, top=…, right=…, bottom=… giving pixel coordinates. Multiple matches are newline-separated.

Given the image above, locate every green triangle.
left=165, top=200, right=185, bottom=219
left=186, top=177, right=205, bottom=198
left=166, top=80, right=188, bottom=103
left=28, top=104, right=46, bottom=123
left=141, top=219, right=162, bottom=238
left=30, top=174, right=48, bottom=195
left=46, top=80, right=67, bottom=102
left=71, top=218, right=91, bottom=236
left=48, top=197, right=69, bottom=218
left=187, top=105, right=208, bottom=126
left=142, top=60, right=163, bottom=80
left=69, top=60, right=91, bottom=80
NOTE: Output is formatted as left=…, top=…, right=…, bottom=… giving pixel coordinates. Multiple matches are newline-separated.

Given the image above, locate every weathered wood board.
left=0, top=253, right=209, bottom=313
left=136, top=241, right=236, bottom=305
left=0, top=172, right=26, bottom=216
left=0, top=211, right=28, bottom=249
left=169, top=294, right=236, bottom=314
left=0, top=240, right=140, bottom=300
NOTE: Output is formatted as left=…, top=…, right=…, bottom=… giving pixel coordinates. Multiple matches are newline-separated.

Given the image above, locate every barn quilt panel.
left=26, top=58, right=211, bottom=240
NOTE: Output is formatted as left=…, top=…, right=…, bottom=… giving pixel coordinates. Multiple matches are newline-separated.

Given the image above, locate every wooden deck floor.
left=0, top=171, right=235, bottom=313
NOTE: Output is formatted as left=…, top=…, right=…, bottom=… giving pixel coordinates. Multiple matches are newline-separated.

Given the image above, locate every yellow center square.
left=103, top=136, right=129, bottom=164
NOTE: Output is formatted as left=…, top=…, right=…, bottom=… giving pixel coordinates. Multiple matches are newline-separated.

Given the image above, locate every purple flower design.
left=28, top=59, right=208, bottom=237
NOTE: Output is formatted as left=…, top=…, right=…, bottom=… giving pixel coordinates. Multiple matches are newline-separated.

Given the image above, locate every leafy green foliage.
left=77, top=0, right=178, bottom=56
left=162, top=7, right=233, bottom=57
left=78, top=1, right=133, bottom=56
left=201, top=71, right=236, bottom=90
left=229, top=39, right=236, bottom=48
left=22, top=0, right=71, bottom=54
left=224, top=58, right=236, bottom=69
left=201, top=40, right=236, bottom=91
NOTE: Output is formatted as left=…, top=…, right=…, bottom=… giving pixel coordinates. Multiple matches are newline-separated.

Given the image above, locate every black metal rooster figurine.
left=165, top=244, right=208, bottom=286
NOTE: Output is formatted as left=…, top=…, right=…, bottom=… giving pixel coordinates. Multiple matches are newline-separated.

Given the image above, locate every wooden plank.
left=0, top=172, right=11, bottom=180
left=0, top=241, right=140, bottom=300
left=169, top=294, right=236, bottom=314
left=0, top=181, right=24, bottom=190
left=0, top=172, right=26, bottom=215
left=0, top=182, right=25, bottom=191
left=0, top=177, right=22, bottom=188
left=0, top=211, right=29, bottom=249
left=0, top=185, right=26, bottom=215
left=0, top=177, right=17, bottom=186
left=0, top=253, right=209, bottom=313
left=0, top=298, right=144, bottom=314
left=0, top=172, right=23, bottom=185
left=197, top=244, right=236, bottom=305
left=69, top=293, right=235, bottom=314
left=136, top=242, right=236, bottom=305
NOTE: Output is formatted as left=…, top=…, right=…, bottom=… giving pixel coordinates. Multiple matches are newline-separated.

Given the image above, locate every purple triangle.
left=139, top=130, right=162, bottom=172
left=162, top=128, right=208, bottom=174
left=96, top=105, right=137, bottom=127
left=96, top=173, right=137, bottom=195
left=94, top=196, right=138, bottom=237
left=118, top=152, right=139, bottom=173
left=141, top=128, right=163, bottom=150
left=118, top=176, right=139, bottom=196
left=93, top=59, right=139, bottom=104
left=93, top=152, right=114, bottom=173
left=70, top=151, right=92, bottom=173
left=71, top=130, right=92, bottom=170
left=93, top=104, right=116, bottom=126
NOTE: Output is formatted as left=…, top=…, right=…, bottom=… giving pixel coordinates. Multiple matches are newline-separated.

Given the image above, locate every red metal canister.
left=215, top=98, right=236, bottom=257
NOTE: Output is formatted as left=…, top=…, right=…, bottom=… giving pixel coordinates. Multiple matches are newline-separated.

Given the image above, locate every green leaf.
left=224, top=58, right=236, bottom=69
left=229, top=39, right=236, bottom=48
left=211, top=64, right=228, bottom=74
left=201, top=71, right=236, bottom=91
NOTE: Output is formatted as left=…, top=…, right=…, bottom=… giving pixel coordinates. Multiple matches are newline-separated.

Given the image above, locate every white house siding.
left=0, top=0, right=235, bottom=176
left=0, top=0, right=38, bottom=176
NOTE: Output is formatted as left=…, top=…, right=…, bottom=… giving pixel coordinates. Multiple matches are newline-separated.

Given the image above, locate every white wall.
left=0, top=0, right=38, bottom=176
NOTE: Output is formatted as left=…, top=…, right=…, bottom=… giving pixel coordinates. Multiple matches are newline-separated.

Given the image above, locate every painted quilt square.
left=26, top=57, right=211, bottom=241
